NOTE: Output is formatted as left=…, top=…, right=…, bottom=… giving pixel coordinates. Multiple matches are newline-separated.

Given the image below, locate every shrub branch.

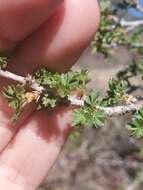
left=0, top=68, right=143, bottom=117
left=0, top=69, right=44, bottom=92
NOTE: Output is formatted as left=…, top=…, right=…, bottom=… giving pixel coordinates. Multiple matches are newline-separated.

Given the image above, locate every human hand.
left=0, top=0, right=100, bottom=189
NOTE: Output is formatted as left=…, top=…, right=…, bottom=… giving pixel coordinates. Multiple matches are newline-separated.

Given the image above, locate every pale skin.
left=0, top=0, right=100, bottom=189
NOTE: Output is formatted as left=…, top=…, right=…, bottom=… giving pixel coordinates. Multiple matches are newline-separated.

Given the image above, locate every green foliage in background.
left=91, top=0, right=143, bottom=57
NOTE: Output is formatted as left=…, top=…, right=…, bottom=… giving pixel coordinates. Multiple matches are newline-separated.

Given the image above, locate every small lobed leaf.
left=72, top=106, right=105, bottom=128
left=72, top=108, right=87, bottom=127
left=3, top=84, right=28, bottom=122
left=34, top=68, right=89, bottom=109
left=3, top=84, right=27, bottom=109
left=85, top=90, right=103, bottom=107
left=106, top=78, right=128, bottom=105
left=128, top=108, right=143, bottom=138
left=0, top=57, right=8, bottom=69
left=40, top=93, right=58, bottom=109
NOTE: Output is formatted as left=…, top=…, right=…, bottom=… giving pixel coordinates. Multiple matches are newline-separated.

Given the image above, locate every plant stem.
left=120, top=19, right=143, bottom=27
left=104, top=43, right=143, bottom=49
left=0, top=69, right=143, bottom=117
left=69, top=95, right=143, bottom=116
left=0, top=70, right=25, bottom=83
left=97, top=101, right=143, bottom=116
left=0, top=69, right=44, bottom=92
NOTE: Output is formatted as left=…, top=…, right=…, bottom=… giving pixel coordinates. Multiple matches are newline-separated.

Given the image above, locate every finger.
left=9, top=0, right=100, bottom=74
left=0, top=0, right=99, bottom=154
left=0, top=0, right=63, bottom=51
left=0, top=105, right=74, bottom=190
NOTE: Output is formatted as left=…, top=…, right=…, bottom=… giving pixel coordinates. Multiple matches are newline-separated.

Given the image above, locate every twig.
left=96, top=101, right=143, bottom=117
left=0, top=70, right=25, bottom=84
left=69, top=95, right=143, bottom=116
left=102, top=43, right=143, bottom=49
left=120, top=19, right=143, bottom=27
left=110, top=18, right=143, bottom=33
left=0, top=69, right=44, bottom=92
left=112, top=14, right=143, bottom=28
left=0, top=69, right=143, bottom=117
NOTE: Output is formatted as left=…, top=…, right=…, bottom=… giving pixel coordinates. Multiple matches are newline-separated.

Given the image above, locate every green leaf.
left=72, top=107, right=105, bottom=128
left=0, top=57, right=8, bottom=69
left=85, top=90, right=103, bottom=107
left=41, top=93, right=58, bottom=108
left=3, top=84, right=27, bottom=122
left=106, top=78, right=128, bottom=105
left=128, top=108, right=143, bottom=138
left=34, top=68, right=89, bottom=101
left=72, top=108, right=87, bottom=127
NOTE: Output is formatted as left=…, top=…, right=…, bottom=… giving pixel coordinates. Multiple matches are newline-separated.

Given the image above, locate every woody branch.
left=0, top=68, right=143, bottom=117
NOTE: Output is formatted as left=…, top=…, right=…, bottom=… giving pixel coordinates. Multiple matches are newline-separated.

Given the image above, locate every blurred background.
left=38, top=1, right=143, bottom=190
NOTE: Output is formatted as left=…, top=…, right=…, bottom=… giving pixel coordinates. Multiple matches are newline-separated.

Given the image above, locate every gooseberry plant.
left=1, top=0, right=143, bottom=138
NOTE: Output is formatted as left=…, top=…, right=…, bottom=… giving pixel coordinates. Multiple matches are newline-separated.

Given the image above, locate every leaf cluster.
left=106, top=79, right=128, bottom=105
left=3, top=84, right=27, bottom=122
left=116, top=56, right=143, bottom=92
left=129, top=108, right=143, bottom=138
left=72, top=91, right=106, bottom=127
left=91, top=1, right=126, bottom=56
left=34, top=68, right=89, bottom=109
left=91, top=0, right=142, bottom=57
left=0, top=57, right=8, bottom=69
